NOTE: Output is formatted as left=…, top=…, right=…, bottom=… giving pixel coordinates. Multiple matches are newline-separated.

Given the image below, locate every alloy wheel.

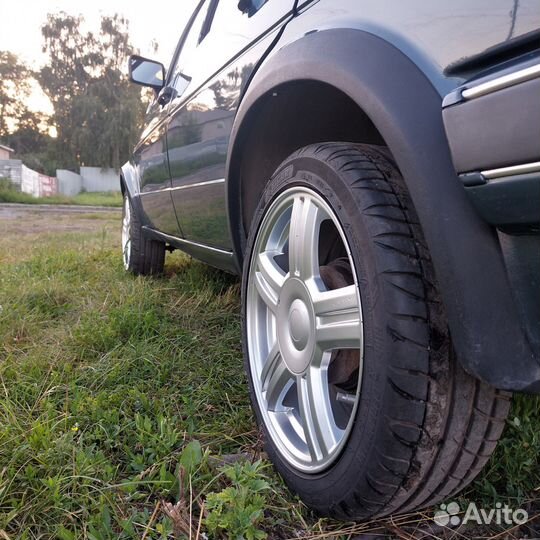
left=246, top=186, right=364, bottom=472
left=122, top=197, right=132, bottom=270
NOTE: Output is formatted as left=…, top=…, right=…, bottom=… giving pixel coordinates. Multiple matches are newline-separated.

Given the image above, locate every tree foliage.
left=0, top=52, right=57, bottom=173
left=39, top=13, right=146, bottom=170
left=0, top=51, right=33, bottom=138
left=6, top=110, right=58, bottom=175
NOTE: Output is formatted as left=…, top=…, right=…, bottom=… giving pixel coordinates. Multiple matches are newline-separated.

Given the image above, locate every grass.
left=0, top=211, right=539, bottom=539
left=0, top=178, right=122, bottom=207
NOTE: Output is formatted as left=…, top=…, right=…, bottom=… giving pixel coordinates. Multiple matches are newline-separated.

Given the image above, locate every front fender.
left=226, top=28, right=540, bottom=392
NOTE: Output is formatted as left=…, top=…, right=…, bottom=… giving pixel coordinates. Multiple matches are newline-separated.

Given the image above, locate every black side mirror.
left=237, top=0, right=252, bottom=14
left=237, top=0, right=267, bottom=16
left=128, top=55, right=165, bottom=91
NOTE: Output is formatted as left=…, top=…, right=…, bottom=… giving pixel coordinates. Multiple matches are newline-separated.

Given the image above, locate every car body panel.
left=442, top=55, right=540, bottom=174
left=286, top=0, right=540, bottom=93
left=166, top=37, right=279, bottom=249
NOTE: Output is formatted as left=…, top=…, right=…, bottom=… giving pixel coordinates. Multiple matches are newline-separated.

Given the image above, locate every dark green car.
left=121, top=0, right=540, bottom=520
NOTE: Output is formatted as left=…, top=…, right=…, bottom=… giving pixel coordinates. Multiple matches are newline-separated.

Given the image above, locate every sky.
left=0, top=0, right=198, bottom=114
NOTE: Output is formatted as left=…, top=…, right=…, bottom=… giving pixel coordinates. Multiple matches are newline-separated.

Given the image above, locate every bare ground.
left=0, top=203, right=121, bottom=235
left=0, top=203, right=121, bottom=265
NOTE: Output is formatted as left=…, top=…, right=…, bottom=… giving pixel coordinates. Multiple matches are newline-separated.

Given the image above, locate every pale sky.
left=0, top=0, right=198, bottom=114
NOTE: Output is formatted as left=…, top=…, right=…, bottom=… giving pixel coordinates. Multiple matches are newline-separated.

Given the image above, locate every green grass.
left=0, top=178, right=122, bottom=207
left=69, top=191, right=123, bottom=207
left=0, top=216, right=539, bottom=539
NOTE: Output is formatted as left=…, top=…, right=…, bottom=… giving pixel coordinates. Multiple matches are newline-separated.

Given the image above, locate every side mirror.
left=237, top=0, right=266, bottom=16
left=172, top=71, right=192, bottom=98
left=128, top=55, right=165, bottom=91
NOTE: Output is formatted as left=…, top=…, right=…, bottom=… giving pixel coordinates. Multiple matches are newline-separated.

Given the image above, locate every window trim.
left=199, top=0, right=219, bottom=44
left=166, top=0, right=206, bottom=87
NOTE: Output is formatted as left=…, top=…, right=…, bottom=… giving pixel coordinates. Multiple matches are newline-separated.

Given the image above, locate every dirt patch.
left=0, top=203, right=120, bottom=236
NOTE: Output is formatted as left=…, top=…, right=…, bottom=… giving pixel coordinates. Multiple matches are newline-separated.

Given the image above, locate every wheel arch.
left=120, top=161, right=140, bottom=199
left=226, top=28, right=540, bottom=391
left=120, top=160, right=146, bottom=220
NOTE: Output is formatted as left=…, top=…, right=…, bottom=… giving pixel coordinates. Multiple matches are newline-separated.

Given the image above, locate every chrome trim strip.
left=462, top=64, right=540, bottom=100
left=140, top=178, right=225, bottom=196
left=158, top=232, right=233, bottom=257
left=482, top=161, right=540, bottom=180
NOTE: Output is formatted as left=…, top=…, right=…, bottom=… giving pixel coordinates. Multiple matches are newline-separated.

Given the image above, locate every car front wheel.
left=241, top=143, right=510, bottom=520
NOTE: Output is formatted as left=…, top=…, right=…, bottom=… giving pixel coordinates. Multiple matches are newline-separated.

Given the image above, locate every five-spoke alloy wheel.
left=122, top=195, right=132, bottom=270
left=246, top=187, right=364, bottom=472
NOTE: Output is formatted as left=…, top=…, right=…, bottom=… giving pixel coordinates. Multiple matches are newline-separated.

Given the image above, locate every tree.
left=0, top=51, right=56, bottom=173
left=209, top=65, right=253, bottom=112
left=0, top=52, right=33, bottom=138
left=39, top=13, right=147, bottom=170
left=6, top=110, right=58, bottom=175
left=7, top=110, right=48, bottom=153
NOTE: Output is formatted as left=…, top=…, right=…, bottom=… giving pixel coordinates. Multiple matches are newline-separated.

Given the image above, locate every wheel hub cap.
left=277, top=279, right=315, bottom=374
left=289, top=300, right=309, bottom=349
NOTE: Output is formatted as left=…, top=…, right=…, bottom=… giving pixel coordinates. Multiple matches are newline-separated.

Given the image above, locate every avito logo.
left=434, top=501, right=528, bottom=527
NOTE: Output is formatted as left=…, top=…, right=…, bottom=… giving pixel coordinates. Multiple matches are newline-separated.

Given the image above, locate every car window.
left=167, top=0, right=293, bottom=105
left=169, top=0, right=217, bottom=95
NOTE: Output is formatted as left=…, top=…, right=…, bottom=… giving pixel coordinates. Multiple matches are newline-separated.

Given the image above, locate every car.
left=121, top=0, right=540, bottom=521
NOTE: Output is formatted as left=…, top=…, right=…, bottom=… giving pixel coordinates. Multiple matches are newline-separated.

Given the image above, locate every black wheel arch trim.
left=225, top=28, right=540, bottom=392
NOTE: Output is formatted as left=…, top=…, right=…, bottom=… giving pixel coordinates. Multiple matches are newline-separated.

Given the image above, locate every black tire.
left=122, top=193, right=165, bottom=276
left=241, top=143, right=511, bottom=520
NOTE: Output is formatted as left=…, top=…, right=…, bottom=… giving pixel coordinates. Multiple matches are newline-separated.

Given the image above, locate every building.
left=0, top=144, right=15, bottom=160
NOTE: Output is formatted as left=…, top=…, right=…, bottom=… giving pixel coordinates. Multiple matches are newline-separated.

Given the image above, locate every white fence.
left=0, top=159, right=22, bottom=189
left=57, top=170, right=83, bottom=197
left=79, top=167, right=119, bottom=192
left=20, top=165, right=57, bottom=197
left=57, top=167, right=119, bottom=195
left=1, top=160, right=119, bottom=197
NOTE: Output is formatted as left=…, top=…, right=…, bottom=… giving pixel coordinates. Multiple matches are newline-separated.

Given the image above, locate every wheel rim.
left=122, top=197, right=131, bottom=270
left=246, top=186, right=364, bottom=472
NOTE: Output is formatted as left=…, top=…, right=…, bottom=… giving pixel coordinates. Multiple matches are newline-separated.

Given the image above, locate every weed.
left=205, top=461, right=270, bottom=540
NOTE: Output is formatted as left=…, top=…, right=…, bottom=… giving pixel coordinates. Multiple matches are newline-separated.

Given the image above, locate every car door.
left=134, top=87, right=181, bottom=236
left=165, top=0, right=296, bottom=249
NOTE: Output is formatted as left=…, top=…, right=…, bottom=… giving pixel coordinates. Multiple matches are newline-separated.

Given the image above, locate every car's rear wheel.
left=241, top=143, right=511, bottom=519
left=122, top=193, right=165, bottom=275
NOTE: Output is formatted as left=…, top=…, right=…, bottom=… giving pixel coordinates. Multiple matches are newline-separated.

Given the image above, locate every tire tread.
left=301, top=143, right=510, bottom=517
